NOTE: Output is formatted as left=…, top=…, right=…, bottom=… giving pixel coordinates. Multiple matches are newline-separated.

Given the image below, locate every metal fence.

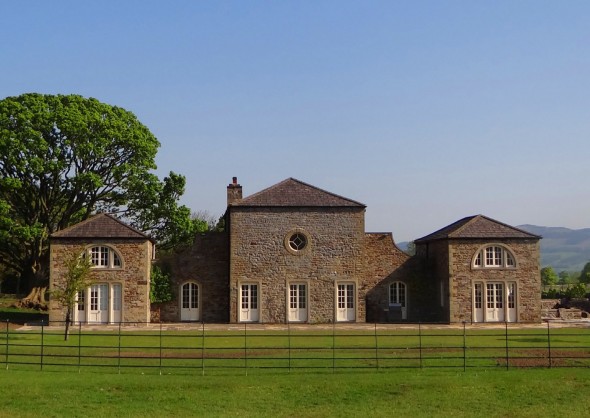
left=3, top=321, right=590, bottom=374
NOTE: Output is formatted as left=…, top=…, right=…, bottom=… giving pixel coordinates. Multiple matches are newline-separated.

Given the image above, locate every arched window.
left=87, top=246, right=122, bottom=268
left=389, top=281, right=406, bottom=307
left=473, top=245, right=515, bottom=268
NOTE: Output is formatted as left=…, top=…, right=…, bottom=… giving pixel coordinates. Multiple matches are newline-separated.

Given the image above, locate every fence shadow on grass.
left=2, top=321, right=590, bottom=374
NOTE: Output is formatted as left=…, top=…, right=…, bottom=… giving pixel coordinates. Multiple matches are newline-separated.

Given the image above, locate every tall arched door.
left=389, top=281, right=407, bottom=320
left=180, top=282, right=200, bottom=321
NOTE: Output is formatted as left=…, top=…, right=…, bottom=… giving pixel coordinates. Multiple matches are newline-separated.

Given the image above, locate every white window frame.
left=472, top=245, right=516, bottom=269
left=75, top=282, right=123, bottom=324
left=238, top=282, right=261, bottom=322
left=287, top=281, right=309, bottom=323
left=87, top=245, right=122, bottom=269
left=472, top=281, right=518, bottom=323
left=389, top=281, right=406, bottom=307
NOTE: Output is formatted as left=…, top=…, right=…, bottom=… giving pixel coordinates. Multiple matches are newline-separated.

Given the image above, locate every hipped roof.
left=414, top=215, right=541, bottom=243
left=230, top=178, right=365, bottom=208
left=51, top=213, right=154, bottom=242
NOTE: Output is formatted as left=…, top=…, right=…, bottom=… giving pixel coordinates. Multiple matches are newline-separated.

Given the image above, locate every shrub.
left=542, top=288, right=560, bottom=299
left=150, top=266, right=173, bottom=303
left=564, top=283, right=588, bottom=299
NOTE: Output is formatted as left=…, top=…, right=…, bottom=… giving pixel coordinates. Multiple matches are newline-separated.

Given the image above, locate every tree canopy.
left=541, top=266, right=558, bottom=286
left=0, top=93, right=194, bottom=290
left=580, top=262, right=590, bottom=284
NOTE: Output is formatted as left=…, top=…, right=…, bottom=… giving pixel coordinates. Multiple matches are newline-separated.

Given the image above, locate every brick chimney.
left=227, top=176, right=242, bottom=205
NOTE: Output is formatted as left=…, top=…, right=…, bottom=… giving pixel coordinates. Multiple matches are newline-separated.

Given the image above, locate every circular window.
left=288, top=233, right=307, bottom=251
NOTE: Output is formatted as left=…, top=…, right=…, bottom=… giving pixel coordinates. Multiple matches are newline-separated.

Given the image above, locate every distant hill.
left=396, top=225, right=590, bottom=273
left=518, top=225, right=590, bottom=273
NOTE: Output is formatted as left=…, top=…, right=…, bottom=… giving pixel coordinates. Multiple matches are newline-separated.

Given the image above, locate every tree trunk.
left=14, top=286, right=48, bottom=310
left=64, top=308, right=71, bottom=341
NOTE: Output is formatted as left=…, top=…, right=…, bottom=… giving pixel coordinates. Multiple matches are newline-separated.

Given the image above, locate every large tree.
left=0, top=93, right=193, bottom=291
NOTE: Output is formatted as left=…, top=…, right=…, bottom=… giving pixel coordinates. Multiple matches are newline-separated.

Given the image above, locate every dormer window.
left=88, top=246, right=122, bottom=268
left=473, top=245, right=515, bottom=268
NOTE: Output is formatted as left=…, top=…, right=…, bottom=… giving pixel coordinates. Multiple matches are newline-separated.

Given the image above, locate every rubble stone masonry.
left=228, top=206, right=365, bottom=323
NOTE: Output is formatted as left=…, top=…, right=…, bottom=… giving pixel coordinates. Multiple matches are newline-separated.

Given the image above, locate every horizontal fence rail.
left=2, top=321, right=590, bottom=375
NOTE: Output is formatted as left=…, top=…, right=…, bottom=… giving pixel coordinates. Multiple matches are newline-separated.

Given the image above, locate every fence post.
left=40, top=320, right=45, bottom=371
left=288, top=321, right=291, bottom=372
left=78, top=321, right=82, bottom=373
left=547, top=321, right=552, bottom=368
left=159, top=321, right=163, bottom=376
left=118, top=321, right=122, bottom=374
left=505, top=322, right=509, bottom=370
left=244, top=322, right=247, bottom=376
left=374, top=322, right=378, bottom=370
left=201, top=321, right=205, bottom=376
left=419, top=323, right=422, bottom=369
left=332, top=321, right=335, bottom=373
left=462, top=321, right=466, bottom=372
left=5, top=320, right=8, bottom=370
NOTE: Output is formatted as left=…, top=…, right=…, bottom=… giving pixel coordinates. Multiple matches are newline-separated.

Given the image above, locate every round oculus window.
left=288, top=232, right=308, bottom=252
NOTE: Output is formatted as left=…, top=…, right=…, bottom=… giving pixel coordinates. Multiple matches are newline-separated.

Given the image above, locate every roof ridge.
left=286, top=177, right=366, bottom=207
left=449, top=215, right=480, bottom=237
left=235, top=177, right=366, bottom=207
left=103, top=213, right=152, bottom=239
left=476, top=214, right=542, bottom=238
left=51, top=213, right=107, bottom=237
left=237, top=178, right=292, bottom=204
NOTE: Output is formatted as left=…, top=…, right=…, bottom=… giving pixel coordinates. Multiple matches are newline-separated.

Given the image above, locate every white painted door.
left=75, top=290, right=86, bottom=324
left=112, top=283, right=122, bottom=324
left=390, top=282, right=407, bottom=320
left=473, top=283, right=484, bottom=322
left=507, top=282, right=517, bottom=322
left=486, top=283, right=505, bottom=322
left=240, top=284, right=259, bottom=322
left=180, top=282, right=200, bottom=321
left=336, top=283, right=355, bottom=322
left=289, top=284, right=307, bottom=322
left=89, top=284, right=109, bottom=323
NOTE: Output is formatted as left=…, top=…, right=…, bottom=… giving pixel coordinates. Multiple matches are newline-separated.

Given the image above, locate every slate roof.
left=414, top=215, right=541, bottom=243
left=51, top=213, right=153, bottom=241
left=231, top=178, right=366, bottom=208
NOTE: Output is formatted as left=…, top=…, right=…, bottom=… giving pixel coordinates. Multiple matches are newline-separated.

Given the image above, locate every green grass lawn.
left=0, top=368, right=588, bottom=417
left=1, top=325, right=589, bottom=417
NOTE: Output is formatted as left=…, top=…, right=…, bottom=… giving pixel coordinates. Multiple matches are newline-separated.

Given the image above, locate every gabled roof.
left=51, top=213, right=154, bottom=241
left=231, top=178, right=366, bottom=208
left=414, top=215, right=541, bottom=243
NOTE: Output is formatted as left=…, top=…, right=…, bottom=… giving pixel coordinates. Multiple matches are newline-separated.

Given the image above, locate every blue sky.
left=2, top=1, right=589, bottom=242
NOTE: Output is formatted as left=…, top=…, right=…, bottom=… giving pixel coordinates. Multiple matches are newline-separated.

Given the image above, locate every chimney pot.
left=227, top=176, right=242, bottom=205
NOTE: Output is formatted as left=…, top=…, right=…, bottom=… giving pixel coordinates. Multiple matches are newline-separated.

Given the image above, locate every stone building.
left=48, top=178, right=542, bottom=324
left=48, top=214, right=154, bottom=324
left=414, top=215, right=542, bottom=323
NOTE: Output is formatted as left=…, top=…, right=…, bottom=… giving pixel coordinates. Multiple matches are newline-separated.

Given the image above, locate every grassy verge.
left=0, top=368, right=588, bottom=417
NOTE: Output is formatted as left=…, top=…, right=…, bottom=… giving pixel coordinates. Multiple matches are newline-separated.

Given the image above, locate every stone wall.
left=156, top=232, right=229, bottom=322
left=49, top=238, right=152, bottom=324
left=362, top=233, right=416, bottom=322
left=228, top=206, right=366, bottom=323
